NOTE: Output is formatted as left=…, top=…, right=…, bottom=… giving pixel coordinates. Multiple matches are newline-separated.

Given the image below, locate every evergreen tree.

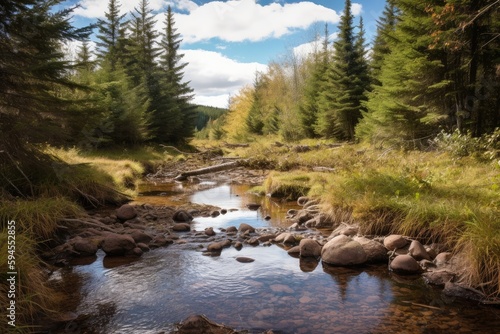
left=370, top=0, right=399, bottom=86
left=157, top=6, right=196, bottom=143
left=96, top=0, right=127, bottom=70
left=316, top=0, right=368, bottom=140
left=246, top=74, right=266, bottom=135
left=355, top=1, right=450, bottom=146
left=300, top=24, right=330, bottom=138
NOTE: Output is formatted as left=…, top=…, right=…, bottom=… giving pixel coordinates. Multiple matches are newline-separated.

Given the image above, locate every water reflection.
left=59, top=182, right=500, bottom=334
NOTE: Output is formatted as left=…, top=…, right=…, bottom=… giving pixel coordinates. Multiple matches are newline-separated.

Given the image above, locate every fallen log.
left=174, top=161, right=241, bottom=181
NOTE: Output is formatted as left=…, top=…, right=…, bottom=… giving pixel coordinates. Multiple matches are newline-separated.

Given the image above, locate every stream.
left=52, top=182, right=500, bottom=333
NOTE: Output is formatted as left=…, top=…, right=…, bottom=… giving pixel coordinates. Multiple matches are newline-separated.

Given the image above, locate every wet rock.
left=293, top=210, right=314, bottom=225
left=207, top=240, right=232, bottom=252
left=101, top=233, right=136, bottom=256
left=205, top=227, right=216, bottom=236
left=305, top=213, right=333, bottom=228
left=173, top=210, right=193, bottom=222
left=275, top=232, right=296, bottom=244
left=128, top=247, right=143, bottom=257
left=116, top=204, right=137, bottom=221
left=220, top=209, right=227, bottom=214
left=384, top=234, right=408, bottom=250
left=210, top=210, right=220, bottom=218
left=434, top=252, right=453, bottom=266
left=130, top=230, right=153, bottom=244
left=236, top=257, right=255, bottom=263
left=173, top=223, right=191, bottom=232
left=176, top=314, right=235, bottom=334
left=287, top=246, right=301, bottom=254
left=257, top=234, right=276, bottom=242
left=246, top=237, right=259, bottom=246
left=150, top=235, right=174, bottom=248
left=71, top=237, right=98, bottom=257
left=264, top=215, right=271, bottom=220
left=390, top=254, right=421, bottom=274
left=408, top=240, right=431, bottom=261
left=238, top=223, right=255, bottom=233
left=136, top=243, right=150, bottom=252
left=321, top=235, right=367, bottom=266
left=423, top=270, right=455, bottom=286
left=299, top=238, right=322, bottom=258
left=225, top=226, right=238, bottom=233
left=353, top=236, right=388, bottom=263
left=233, top=241, right=243, bottom=250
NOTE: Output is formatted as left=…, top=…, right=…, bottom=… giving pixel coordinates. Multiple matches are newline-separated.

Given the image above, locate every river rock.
left=176, top=314, right=235, bottom=334
left=287, top=245, right=300, bottom=254
left=423, top=270, right=455, bottom=286
left=173, top=210, right=193, bottom=222
left=246, top=237, right=260, bottom=246
left=408, top=240, right=431, bottom=261
left=353, top=236, right=388, bottom=263
left=205, top=227, right=216, bottom=236
left=150, top=235, right=174, bottom=248
left=274, top=232, right=296, bottom=244
left=137, top=243, right=150, bottom=252
left=434, top=252, right=453, bottom=266
left=258, top=234, right=276, bottom=242
left=443, top=281, right=485, bottom=301
left=384, top=234, right=408, bottom=250
left=101, top=233, right=136, bottom=256
left=116, top=204, right=137, bottom=221
left=233, top=241, right=243, bottom=250
left=130, top=230, right=153, bottom=244
left=71, top=237, right=98, bottom=256
left=321, top=235, right=367, bottom=266
left=173, top=223, right=191, bottom=232
left=330, top=224, right=359, bottom=238
left=304, top=213, right=333, bottom=228
left=299, top=238, right=322, bottom=257
left=238, top=223, right=255, bottom=233
left=236, top=257, right=255, bottom=263
left=390, top=254, right=421, bottom=274
left=293, top=210, right=314, bottom=225
left=225, top=226, right=238, bottom=233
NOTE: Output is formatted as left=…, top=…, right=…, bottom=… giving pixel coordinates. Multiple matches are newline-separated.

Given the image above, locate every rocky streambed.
left=44, top=173, right=500, bottom=334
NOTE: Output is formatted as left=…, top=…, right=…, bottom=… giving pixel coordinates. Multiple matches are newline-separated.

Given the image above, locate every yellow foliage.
left=223, top=84, right=254, bottom=140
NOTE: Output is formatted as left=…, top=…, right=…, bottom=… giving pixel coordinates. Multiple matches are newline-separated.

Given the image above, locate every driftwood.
left=174, top=161, right=241, bottom=181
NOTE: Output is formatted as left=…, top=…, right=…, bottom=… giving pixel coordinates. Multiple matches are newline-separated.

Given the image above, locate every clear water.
left=53, top=183, right=500, bottom=334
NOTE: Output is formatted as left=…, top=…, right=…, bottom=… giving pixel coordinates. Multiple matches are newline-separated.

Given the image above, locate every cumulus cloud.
left=292, top=32, right=338, bottom=59
left=352, top=3, right=363, bottom=16
left=183, top=49, right=267, bottom=107
left=176, top=0, right=341, bottom=43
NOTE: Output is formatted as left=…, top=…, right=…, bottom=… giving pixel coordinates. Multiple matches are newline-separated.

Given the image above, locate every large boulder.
left=353, top=236, right=388, bottom=263
left=101, top=233, right=136, bottom=256
left=389, top=254, right=421, bottom=274
left=321, top=235, right=367, bottom=266
left=116, top=204, right=137, bottom=221
left=383, top=234, right=408, bottom=250
left=408, top=240, right=431, bottom=261
left=299, top=238, right=322, bottom=258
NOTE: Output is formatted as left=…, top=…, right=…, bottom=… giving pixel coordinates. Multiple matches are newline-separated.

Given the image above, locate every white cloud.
left=352, top=3, right=363, bottom=16
left=293, top=32, right=337, bottom=59
left=176, top=0, right=341, bottom=43
left=183, top=49, right=267, bottom=107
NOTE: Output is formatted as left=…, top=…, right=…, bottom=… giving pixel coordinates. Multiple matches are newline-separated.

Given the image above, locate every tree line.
left=223, top=0, right=499, bottom=146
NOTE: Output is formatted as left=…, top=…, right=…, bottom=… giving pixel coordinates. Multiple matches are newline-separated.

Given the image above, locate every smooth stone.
left=390, top=254, right=421, bottom=274
left=321, top=235, right=367, bottom=266
left=409, top=239, right=431, bottom=260
left=384, top=234, right=408, bottom=250
left=238, top=223, right=256, bottom=233
left=116, top=204, right=137, bottom=221
left=236, top=257, right=255, bottom=263
left=299, top=238, right=322, bottom=257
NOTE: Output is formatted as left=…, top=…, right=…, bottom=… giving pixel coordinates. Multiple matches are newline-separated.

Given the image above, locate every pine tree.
left=300, top=24, right=331, bottom=138
left=246, top=74, right=266, bottom=135
left=316, top=0, right=368, bottom=140
left=355, top=1, right=450, bottom=146
left=157, top=6, right=196, bottom=143
left=370, top=0, right=399, bottom=86
left=96, top=0, right=127, bottom=70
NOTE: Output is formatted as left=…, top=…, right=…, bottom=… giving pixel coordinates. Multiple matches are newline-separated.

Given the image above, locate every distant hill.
left=194, top=105, right=228, bottom=130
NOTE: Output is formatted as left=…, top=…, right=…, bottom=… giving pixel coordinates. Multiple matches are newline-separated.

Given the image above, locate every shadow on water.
left=52, top=182, right=500, bottom=334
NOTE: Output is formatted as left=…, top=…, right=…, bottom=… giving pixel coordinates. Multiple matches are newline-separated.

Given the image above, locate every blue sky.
left=67, top=0, right=387, bottom=107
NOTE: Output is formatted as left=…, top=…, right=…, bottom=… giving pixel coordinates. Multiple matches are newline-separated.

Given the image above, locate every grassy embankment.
left=0, top=145, right=168, bottom=331
left=194, top=135, right=500, bottom=297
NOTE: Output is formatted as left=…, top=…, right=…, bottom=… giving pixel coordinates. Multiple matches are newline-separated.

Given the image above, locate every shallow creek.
left=53, top=182, right=500, bottom=333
